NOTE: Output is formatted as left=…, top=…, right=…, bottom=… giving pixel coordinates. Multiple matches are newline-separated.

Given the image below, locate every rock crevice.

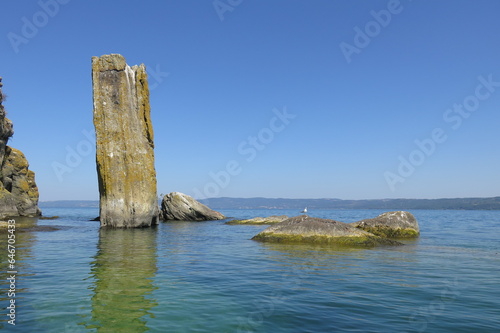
left=351, top=211, right=419, bottom=238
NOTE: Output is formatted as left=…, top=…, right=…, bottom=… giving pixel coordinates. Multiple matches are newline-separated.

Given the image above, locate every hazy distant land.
left=39, top=196, right=500, bottom=210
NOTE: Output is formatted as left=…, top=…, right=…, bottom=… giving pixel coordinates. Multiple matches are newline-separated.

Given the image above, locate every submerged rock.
left=0, top=217, right=59, bottom=232
left=226, top=215, right=289, bottom=225
left=39, top=215, right=60, bottom=220
left=0, top=77, right=41, bottom=218
left=160, top=192, right=225, bottom=221
left=252, top=215, right=402, bottom=247
left=92, top=54, right=159, bottom=228
left=351, top=211, right=419, bottom=238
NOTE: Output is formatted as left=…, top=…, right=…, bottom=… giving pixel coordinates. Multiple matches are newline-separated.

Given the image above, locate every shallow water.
left=1, top=208, right=499, bottom=332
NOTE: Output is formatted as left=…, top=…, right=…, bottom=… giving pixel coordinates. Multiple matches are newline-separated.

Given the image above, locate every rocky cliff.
left=92, top=54, right=159, bottom=228
left=0, top=76, right=41, bottom=218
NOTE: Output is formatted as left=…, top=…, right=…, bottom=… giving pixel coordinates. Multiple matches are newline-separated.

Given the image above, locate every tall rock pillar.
left=92, top=54, right=159, bottom=228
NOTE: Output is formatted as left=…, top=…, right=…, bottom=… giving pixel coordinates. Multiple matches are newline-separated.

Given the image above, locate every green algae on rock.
left=226, top=215, right=289, bottom=225
left=351, top=211, right=420, bottom=238
left=252, top=215, right=402, bottom=247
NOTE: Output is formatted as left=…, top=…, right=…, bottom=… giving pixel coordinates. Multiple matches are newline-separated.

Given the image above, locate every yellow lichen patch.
left=6, top=147, right=29, bottom=170
left=16, top=179, right=30, bottom=192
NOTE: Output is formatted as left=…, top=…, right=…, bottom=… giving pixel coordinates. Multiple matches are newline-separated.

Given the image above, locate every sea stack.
left=0, top=76, right=41, bottom=218
left=92, top=54, right=158, bottom=228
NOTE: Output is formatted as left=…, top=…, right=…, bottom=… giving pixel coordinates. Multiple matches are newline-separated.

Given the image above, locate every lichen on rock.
left=92, top=54, right=158, bottom=228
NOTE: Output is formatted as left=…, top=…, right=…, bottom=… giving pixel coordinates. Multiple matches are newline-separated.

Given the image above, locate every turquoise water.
left=1, top=208, right=499, bottom=332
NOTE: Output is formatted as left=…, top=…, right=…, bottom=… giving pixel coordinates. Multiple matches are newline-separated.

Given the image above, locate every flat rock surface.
left=252, top=215, right=402, bottom=247
left=226, top=215, right=289, bottom=225
left=0, top=218, right=61, bottom=232
left=0, top=77, right=41, bottom=218
left=92, top=54, right=159, bottom=228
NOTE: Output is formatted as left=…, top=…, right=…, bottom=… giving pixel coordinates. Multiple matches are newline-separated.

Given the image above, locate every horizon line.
left=39, top=195, right=500, bottom=202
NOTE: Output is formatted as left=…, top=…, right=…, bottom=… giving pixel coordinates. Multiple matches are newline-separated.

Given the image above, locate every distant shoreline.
left=39, top=196, right=500, bottom=210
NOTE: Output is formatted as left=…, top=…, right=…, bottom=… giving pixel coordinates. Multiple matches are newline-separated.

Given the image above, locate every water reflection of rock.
left=86, top=228, right=158, bottom=332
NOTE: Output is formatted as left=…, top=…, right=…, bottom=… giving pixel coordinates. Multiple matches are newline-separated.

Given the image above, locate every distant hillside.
left=199, top=197, right=500, bottom=210
left=39, top=197, right=500, bottom=210
left=39, top=200, right=99, bottom=208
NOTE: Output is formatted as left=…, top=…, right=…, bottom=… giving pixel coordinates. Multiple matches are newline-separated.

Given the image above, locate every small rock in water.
left=252, top=215, right=402, bottom=247
left=160, top=192, right=225, bottom=221
left=226, top=215, right=289, bottom=225
left=39, top=216, right=60, bottom=220
left=351, top=211, right=419, bottom=238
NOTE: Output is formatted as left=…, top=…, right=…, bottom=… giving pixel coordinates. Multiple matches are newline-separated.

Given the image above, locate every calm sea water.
left=1, top=208, right=499, bottom=332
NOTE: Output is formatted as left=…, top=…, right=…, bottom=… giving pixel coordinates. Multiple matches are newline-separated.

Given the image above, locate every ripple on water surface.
left=0, top=209, right=499, bottom=332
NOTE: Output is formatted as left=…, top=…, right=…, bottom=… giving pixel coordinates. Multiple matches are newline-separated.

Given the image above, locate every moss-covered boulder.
left=160, top=192, right=225, bottom=221
left=226, top=215, right=289, bottom=225
left=252, top=215, right=402, bottom=247
left=351, top=211, right=419, bottom=238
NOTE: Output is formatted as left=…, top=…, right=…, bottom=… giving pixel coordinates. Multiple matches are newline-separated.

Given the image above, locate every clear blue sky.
left=1, top=0, right=499, bottom=201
